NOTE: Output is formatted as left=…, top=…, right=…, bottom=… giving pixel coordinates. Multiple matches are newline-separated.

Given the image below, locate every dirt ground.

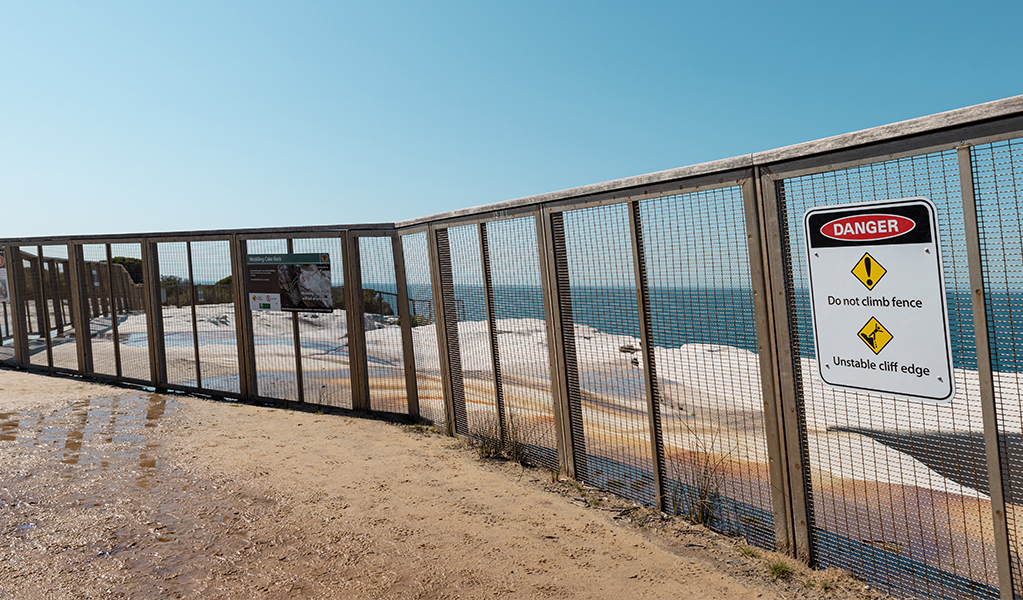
left=0, top=370, right=882, bottom=599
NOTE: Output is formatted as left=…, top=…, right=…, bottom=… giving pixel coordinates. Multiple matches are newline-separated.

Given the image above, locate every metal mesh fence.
left=557, top=203, right=658, bottom=506
left=191, top=240, right=239, bottom=395
left=19, top=248, right=47, bottom=367
left=971, top=137, right=1023, bottom=596
left=358, top=235, right=407, bottom=414
left=0, top=300, right=11, bottom=365
left=638, top=188, right=775, bottom=547
left=292, top=237, right=351, bottom=409
left=778, top=151, right=998, bottom=599
left=109, top=243, right=149, bottom=382
left=16, top=250, right=37, bottom=338
left=156, top=242, right=197, bottom=387
left=435, top=229, right=466, bottom=432
left=485, top=216, right=558, bottom=470
left=41, top=253, right=62, bottom=366
left=445, top=225, right=497, bottom=437
left=0, top=243, right=13, bottom=346
left=82, top=243, right=118, bottom=376
left=0, top=246, right=17, bottom=364
left=401, top=231, right=445, bottom=425
left=0, top=284, right=11, bottom=352
left=246, top=238, right=300, bottom=401
left=24, top=246, right=52, bottom=367
left=40, top=245, right=76, bottom=372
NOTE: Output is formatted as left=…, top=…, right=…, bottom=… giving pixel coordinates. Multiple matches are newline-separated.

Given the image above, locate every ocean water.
left=395, top=283, right=759, bottom=348
left=371, top=283, right=1010, bottom=372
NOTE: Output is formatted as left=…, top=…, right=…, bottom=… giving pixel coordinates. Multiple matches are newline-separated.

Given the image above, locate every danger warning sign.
left=804, top=197, right=954, bottom=402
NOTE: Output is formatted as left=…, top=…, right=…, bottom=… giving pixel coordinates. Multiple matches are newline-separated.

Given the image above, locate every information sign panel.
left=804, top=197, right=954, bottom=402
left=247, top=253, right=333, bottom=313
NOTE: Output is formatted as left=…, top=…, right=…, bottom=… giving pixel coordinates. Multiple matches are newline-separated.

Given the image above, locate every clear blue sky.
left=2, top=1, right=1021, bottom=238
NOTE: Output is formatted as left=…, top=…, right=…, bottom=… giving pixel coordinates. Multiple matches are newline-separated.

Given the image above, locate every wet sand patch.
left=0, top=371, right=875, bottom=599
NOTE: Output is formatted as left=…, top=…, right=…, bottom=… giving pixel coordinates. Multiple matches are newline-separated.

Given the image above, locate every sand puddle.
left=0, top=393, right=174, bottom=488
left=0, top=392, right=245, bottom=597
left=0, top=390, right=366, bottom=598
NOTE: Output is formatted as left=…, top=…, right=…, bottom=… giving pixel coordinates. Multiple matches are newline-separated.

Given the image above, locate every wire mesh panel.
left=57, top=261, right=73, bottom=338
left=401, top=231, right=444, bottom=424
left=778, top=151, right=997, bottom=599
left=155, top=242, right=197, bottom=387
left=971, top=137, right=1023, bottom=597
left=0, top=251, right=14, bottom=362
left=358, top=235, right=407, bottom=414
left=50, top=259, right=74, bottom=370
left=0, top=244, right=13, bottom=347
left=190, top=240, right=240, bottom=395
left=557, top=203, right=658, bottom=506
left=56, top=261, right=72, bottom=339
left=485, top=217, right=557, bottom=470
left=82, top=244, right=119, bottom=375
left=18, top=248, right=48, bottom=367
left=638, top=188, right=775, bottom=547
left=445, top=225, right=497, bottom=437
left=16, top=250, right=38, bottom=340
left=246, top=238, right=299, bottom=401
left=291, top=237, right=351, bottom=409
left=0, top=293, right=12, bottom=365
left=40, top=245, right=76, bottom=371
left=22, top=246, right=50, bottom=367
left=109, top=243, right=149, bottom=382
left=1, top=274, right=12, bottom=340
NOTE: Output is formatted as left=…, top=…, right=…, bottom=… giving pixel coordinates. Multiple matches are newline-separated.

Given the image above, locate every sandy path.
left=0, top=370, right=875, bottom=599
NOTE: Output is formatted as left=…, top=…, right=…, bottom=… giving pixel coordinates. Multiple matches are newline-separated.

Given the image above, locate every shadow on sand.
left=828, top=426, right=1018, bottom=498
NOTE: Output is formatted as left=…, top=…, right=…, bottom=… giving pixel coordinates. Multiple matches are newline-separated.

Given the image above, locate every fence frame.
left=5, top=95, right=1023, bottom=599
left=478, top=222, right=506, bottom=444
left=628, top=199, right=666, bottom=513
left=536, top=210, right=575, bottom=478
left=960, top=146, right=1015, bottom=600
left=391, top=233, right=420, bottom=419
left=428, top=224, right=458, bottom=435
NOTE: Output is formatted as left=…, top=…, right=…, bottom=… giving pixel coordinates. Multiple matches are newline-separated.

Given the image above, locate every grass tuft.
left=504, top=411, right=528, bottom=465
left=467, top=413, right=530, bottom=464
left=767, top=560, right=794, bottom=580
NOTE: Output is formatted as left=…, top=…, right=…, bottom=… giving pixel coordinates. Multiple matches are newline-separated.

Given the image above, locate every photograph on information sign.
left=246, top=253, right=332, bottom=313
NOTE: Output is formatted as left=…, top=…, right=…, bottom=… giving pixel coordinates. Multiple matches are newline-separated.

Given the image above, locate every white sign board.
left=804, top=197, right=954, bottom=402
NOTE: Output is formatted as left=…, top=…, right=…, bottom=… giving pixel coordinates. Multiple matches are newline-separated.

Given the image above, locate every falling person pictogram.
left=857, top=317, right=893, bottom=354
left=860, top=322, right=881, bottom=349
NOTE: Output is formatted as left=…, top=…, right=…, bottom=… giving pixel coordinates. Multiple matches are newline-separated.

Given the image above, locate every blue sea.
left=366, top=283, right=1011, bottom=372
